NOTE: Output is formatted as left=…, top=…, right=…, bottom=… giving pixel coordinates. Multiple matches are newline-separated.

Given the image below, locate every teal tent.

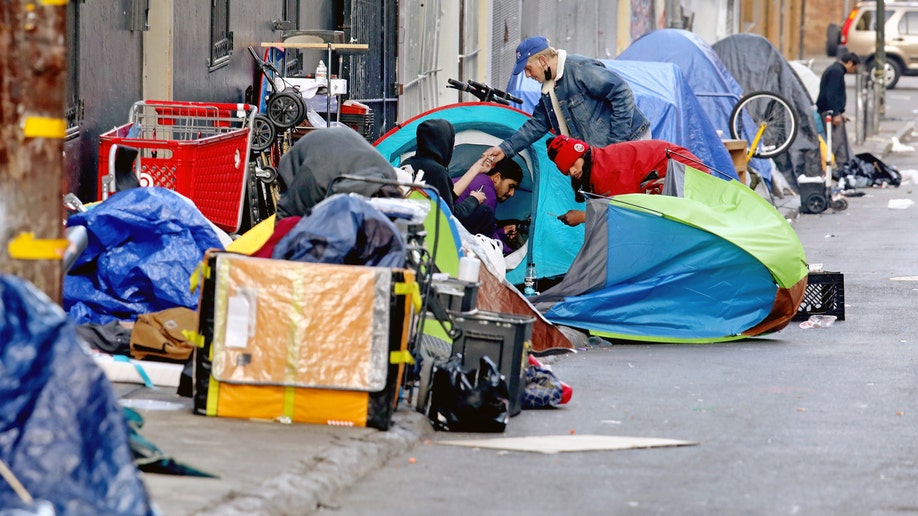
left=374, top=102, right=551, bottom=283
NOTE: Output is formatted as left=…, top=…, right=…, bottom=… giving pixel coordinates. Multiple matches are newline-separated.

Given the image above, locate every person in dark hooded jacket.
left=275, top=126, right=402, bottom=219
left=399, top=119, right=490, bottom=221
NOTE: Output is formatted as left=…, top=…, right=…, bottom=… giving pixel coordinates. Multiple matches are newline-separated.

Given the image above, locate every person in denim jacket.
left=483, top=36, right=650, bottom=165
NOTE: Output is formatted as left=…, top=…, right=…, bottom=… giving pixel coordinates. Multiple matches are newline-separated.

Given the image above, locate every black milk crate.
left=450, top=311, right=534, bottom=416
left=793, top=271, right=845, bottom=321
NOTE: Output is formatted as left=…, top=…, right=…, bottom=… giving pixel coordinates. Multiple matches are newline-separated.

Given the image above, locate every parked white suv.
left=827, top=1, right=918, bottom=89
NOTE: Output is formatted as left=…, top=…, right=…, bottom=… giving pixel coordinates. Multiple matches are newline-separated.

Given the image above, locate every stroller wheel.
left=250, top=114, right=276, bottom=152
left=267, top=91, right=305, bottom=129
left=254, top=165, right=277, bottom=184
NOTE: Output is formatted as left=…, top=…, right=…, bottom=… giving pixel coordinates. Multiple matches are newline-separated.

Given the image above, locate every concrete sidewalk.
left=118, top=382, right=433, bottom=515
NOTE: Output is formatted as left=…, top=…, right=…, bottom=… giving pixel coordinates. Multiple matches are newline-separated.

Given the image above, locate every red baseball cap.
left=546, top=135, right=590, bottom=173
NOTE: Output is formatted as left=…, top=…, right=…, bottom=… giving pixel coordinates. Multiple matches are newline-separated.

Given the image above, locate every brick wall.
left=803, top=0, right=849, bottom=57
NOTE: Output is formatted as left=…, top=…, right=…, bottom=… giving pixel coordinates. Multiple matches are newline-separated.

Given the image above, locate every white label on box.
left=225, top=293, right=252, bottom=348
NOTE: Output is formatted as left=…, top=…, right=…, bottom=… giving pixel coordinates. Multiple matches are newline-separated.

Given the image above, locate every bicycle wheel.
left=729, top=91, right=798, bottom=159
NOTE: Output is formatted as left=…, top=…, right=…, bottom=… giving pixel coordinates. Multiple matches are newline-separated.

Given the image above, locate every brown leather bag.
left=130, top=307, right=197, bottom=363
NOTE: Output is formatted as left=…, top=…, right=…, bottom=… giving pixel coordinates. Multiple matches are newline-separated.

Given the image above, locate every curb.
left=880, top=120, right=916, bottom=159
left=195, top=410, right=432, bottom=515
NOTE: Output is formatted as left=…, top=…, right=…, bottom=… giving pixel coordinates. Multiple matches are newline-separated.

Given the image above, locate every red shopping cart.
left=98, top=100, right=258, bottom=233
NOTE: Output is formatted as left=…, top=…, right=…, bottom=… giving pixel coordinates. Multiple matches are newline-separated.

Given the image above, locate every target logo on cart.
left=234, top=149, right=241, bottom=169
left=139, top=171, right=155, bottom=188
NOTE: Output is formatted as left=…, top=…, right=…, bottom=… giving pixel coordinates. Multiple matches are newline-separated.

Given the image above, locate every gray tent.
left=713, top=34, right=823, bottom=191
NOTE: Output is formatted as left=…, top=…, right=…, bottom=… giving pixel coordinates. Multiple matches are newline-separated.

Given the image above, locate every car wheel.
left=867, top=58, right=902, bottom=90
left=826, top=24, right=841, bottom=57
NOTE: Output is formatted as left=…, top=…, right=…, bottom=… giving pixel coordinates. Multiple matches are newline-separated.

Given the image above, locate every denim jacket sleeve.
left=499, top=97, right=552, bottom=159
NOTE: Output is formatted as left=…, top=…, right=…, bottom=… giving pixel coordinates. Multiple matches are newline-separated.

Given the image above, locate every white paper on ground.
left=888, top=198, right=915, bottom=210
left=437, top=434, right=698, bottom=454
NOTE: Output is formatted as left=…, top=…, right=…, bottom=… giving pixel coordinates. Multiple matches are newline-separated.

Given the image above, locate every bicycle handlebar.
left=446, top=78, right=522, bottom=105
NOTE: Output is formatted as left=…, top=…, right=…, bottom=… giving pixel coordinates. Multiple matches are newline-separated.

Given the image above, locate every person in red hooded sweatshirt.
left=545, top=135, right=709, bottom=226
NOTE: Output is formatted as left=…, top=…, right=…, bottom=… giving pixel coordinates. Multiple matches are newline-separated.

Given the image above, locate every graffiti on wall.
left=630, top=0, right=655, bottom=41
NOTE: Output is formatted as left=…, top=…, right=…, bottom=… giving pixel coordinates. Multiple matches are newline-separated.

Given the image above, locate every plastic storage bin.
left=432, top=277, right=479, bottom=313
left=450, top=311, right=534, bottom=416
left=797, top=174, right=828, bottom=214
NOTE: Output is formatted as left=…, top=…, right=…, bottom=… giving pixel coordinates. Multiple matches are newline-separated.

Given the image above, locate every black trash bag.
left=855, top=152, right=902, bottom=187
left=428, top=354, right=510, bottom=433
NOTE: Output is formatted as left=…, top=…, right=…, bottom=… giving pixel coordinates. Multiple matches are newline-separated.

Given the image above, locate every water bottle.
left=523, top=263, right=538, bottom=297
left=315, top=60, right=327, bottom=83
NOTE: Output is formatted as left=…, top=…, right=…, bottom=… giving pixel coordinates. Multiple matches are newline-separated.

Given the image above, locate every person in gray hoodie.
left=275, top=126, right=402, bottom=219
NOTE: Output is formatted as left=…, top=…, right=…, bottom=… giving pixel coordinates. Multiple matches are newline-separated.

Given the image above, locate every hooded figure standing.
left=399, top=119, right=488, bottom=221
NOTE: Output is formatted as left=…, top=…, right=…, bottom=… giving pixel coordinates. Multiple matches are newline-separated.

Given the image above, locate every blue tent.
left=617, top=28, right=774, bottom=182
left=376, top=78, right=746, bottom=286
left=505, top=59, right=738, bottom=181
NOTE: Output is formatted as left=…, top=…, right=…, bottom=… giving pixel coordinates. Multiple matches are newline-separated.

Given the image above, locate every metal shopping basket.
left=98, top=100, right=258, bottom=233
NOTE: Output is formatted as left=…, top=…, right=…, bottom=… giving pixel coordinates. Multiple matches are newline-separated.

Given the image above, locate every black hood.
left=413, top=119, right=455, bottom=166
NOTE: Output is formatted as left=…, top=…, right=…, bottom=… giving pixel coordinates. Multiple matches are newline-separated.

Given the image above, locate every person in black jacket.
left=399, top=118, right=490, bottom=220
left=816, top=52, right=860, bottom=166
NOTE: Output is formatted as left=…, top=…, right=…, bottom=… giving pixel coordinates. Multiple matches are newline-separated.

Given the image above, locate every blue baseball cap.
left=513, top=36, right=550, bottom=75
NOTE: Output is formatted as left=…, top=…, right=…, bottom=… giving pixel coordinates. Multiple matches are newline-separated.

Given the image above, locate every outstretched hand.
left=558, top=210, right=586, bottom=226
left=482, top=146, right=506, bottom=164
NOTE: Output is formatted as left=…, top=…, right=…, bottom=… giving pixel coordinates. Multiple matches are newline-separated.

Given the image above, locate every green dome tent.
left=530, top=161, right=808, bottom=343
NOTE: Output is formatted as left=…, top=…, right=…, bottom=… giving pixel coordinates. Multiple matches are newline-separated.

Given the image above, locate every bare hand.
left=470, top=190, right=487, bottom=204
left=483, top=146, right=506, bottom=164
left=558, top=210, right=586, bottom=226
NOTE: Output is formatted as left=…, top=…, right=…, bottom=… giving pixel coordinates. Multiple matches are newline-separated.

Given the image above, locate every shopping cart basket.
left=98, top=100, right=257, bottom=233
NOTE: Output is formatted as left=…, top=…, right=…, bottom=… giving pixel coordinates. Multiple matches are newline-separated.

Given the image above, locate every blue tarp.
left=64, top=187, right=224, bottom=324
left=0, top=275, right=154, bottom=515
left=617, top=29, right=774, bottom=182
left=273, top=194, right=407, bottom=267
left=506, top=59, right=738, bottom=181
